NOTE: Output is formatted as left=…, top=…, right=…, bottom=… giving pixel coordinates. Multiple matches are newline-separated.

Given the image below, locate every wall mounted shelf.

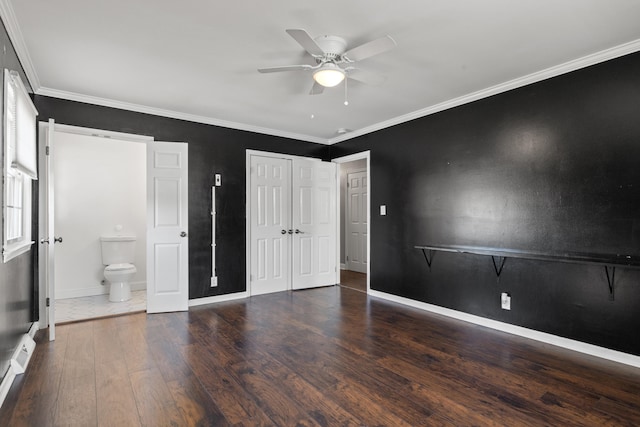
left=415, top=244, right=640, bottom=300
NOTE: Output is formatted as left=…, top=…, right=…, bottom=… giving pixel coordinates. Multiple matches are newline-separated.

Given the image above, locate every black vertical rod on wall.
left=421, top=248, right=435, bottom=270
left=491, top=256, right=507, bottom=278
left=604, top=265, right=615, bottom=301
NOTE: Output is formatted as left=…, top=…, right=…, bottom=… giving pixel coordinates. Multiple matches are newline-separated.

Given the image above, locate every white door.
left=38, top=119, right=57, bottom=340
left=146, top=142, right=189, bottom=313
left=292, top=158, right=337, bottom=289
left=249, top=155, right=291, bottom=295
left=346, top=171, right=367, bottom=273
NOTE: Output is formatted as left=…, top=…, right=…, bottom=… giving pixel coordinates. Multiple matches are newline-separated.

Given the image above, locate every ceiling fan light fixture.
left=313, top=64, right=345, bottom=87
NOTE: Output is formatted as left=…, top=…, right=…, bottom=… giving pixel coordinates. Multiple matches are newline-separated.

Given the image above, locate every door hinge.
left=46, top=297, right=50, bottom=307
left=346, top=255, right=349, bottom=261
left=45, top=146, right=50, bottom=156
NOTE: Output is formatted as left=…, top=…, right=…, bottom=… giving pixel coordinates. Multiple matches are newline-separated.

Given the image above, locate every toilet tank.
left=100, top=235, right=136, bottom=265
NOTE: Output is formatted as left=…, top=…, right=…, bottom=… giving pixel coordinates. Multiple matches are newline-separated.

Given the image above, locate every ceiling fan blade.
left=258, top=65, right=313, bottom=73
left=309, top=81, right=324, bottom=95
left=347, top=69, right=386, bottom=86
left=286, top=29, right=325, bottom=57
left=343, top=35, right=396, bottom=62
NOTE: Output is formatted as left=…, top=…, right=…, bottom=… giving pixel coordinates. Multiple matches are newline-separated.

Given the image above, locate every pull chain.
left=344, top=76, right=349, bottom=106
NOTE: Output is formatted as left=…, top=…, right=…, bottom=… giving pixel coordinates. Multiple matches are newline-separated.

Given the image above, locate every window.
left=3, top=69, right=37, bottom=262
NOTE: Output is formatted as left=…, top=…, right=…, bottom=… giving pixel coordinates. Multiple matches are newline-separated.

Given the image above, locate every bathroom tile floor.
left=55, top=290, right=146, bottom=323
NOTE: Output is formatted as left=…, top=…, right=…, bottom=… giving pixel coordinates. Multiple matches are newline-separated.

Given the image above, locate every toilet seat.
left=105, top=263, right=136, bottom=272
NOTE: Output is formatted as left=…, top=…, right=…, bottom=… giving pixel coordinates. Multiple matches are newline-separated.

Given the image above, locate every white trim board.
left=369, top=289, right=640, bottom=369
left=36, top=87, right=327, bottom=145
left=50, top=122, right=154, bottom=143
left=326, top=39, right=640, bottom=145
left=31, top=40, right=640, bottom=145
left=189, top=292, right=248, bottom=307
left=1, top=0, right=638, bottom=145
left=0, top=322, right=38, bottom=410
left=333, top=152, right=371, bottom=293
left=0, top=0, right=40, bottom=90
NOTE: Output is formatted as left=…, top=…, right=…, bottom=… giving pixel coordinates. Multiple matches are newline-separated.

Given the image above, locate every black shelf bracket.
left=491, top=256, right=507, bottom=278
left=604, top=265, right=615, bottom=301
left=415, top=244, right=639, bottom=301
left=421, top=248, right=435, bottom=270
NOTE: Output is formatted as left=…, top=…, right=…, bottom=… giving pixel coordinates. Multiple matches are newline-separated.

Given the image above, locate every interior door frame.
left=332, top=151, right=371, bottom=293
left=37, top=122, right=154, bottom=333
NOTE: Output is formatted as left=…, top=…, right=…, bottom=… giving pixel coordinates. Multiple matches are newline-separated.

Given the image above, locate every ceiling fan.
left=258, top=29, right=396, bottom=95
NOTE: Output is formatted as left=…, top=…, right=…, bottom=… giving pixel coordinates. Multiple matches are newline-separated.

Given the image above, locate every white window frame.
left=3, top=69, right=37, bottom=262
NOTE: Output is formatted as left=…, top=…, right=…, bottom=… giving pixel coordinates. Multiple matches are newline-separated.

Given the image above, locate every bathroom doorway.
left=39, top=124, right=150, bottom=324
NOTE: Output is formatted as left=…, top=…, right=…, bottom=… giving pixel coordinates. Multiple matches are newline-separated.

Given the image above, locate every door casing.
left=332, top=151, right=371, bottom=292
left=37, top=123, right=189, bottom=333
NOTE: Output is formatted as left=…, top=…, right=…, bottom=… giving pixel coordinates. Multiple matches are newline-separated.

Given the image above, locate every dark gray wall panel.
left=33, top=96, right=330, bottom=301
left=330, top=51, right=640, bottom=355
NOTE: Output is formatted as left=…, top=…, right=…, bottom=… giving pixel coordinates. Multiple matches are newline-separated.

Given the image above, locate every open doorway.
left=38, top=124, right=150, bottom=325
left=51, top=129, right=147, bottom=323
left=39, top=123, right=189, bottom=339
left=334, top=152, right=370, bottom=293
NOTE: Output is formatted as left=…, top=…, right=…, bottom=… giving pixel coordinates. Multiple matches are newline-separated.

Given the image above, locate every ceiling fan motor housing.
left=313, top=35, right=347, bottom=59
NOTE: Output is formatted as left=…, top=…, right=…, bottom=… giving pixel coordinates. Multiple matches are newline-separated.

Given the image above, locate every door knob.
left=180, top=231, right=187, bottom=237
left=281, top=230, right=287, bottom=235
left=40, top=238, right=49, bottom=244
left=287, top=229, right=293, bottom=234
left=54, top=237, right=63, bottom=243
left=294, top=229, right=304, bottom=234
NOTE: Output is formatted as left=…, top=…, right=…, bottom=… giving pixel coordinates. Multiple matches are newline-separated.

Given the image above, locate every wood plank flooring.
left=340, top=270, right=366, bottom=292
left=3, top=285, right=640, bottom=426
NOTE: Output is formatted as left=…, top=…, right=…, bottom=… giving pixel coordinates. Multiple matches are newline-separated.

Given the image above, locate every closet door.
left=249, top=155, right=291, bottom=295
left=291, top=158, right=337, bottom=289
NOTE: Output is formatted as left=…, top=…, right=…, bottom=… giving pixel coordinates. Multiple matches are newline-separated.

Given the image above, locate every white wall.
left=53, top=132, right=146, bottom=299
left=340, top=159, right=367, bottom=265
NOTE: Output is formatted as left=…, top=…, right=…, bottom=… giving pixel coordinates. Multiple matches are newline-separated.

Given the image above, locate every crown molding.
left=327, top=38, right=640, bottom=145
left=2, top=0, right=639, bottom=146
left=0, top=0, right=40, bottom=90
left=36, top=87, right=328, bottom=145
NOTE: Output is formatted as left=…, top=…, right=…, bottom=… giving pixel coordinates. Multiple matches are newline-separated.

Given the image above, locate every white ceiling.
left=4, top=0, right=640, bottom=144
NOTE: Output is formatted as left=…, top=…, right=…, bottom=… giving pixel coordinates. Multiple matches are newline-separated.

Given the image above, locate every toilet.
left=100, top=235, right=137, bottom=302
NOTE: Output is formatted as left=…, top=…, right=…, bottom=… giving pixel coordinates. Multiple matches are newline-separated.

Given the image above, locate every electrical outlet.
left=215, top=174, right=221, bottom=186
left=211, top=276, right=218, bottom=287
left=501, top=292, right=511, bottom=310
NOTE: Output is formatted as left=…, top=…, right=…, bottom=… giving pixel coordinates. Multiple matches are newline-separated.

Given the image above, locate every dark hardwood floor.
left=2, top=286, right=640, bottom=426
left=340, top=269, right=367, bottom=292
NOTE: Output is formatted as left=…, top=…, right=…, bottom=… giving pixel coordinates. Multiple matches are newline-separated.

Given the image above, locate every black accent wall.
left=0, top=19, right=35, bottom=383
left=33, top=96, right=329, bottom=302
left=330, top=51, right=640, bottom=356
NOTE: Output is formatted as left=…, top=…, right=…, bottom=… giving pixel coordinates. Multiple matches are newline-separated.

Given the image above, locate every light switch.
left=380, top=205, right=387, bottom=216
left=215, top=174, right=221, bottom=186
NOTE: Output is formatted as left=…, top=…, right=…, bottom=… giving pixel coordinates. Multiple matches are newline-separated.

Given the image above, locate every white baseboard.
left=368, top=289, right=640, bottom=369
left=189, top=291, right=248, bottom=307
left=340, top=263, right=347, bottom=270
left=56, top=281, right=146, bottom=300
left=28, top=322, right=39, bottom=339
left=0, top=364, right=17, bottom=410
left=0, top=322, right=39, bottom=409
